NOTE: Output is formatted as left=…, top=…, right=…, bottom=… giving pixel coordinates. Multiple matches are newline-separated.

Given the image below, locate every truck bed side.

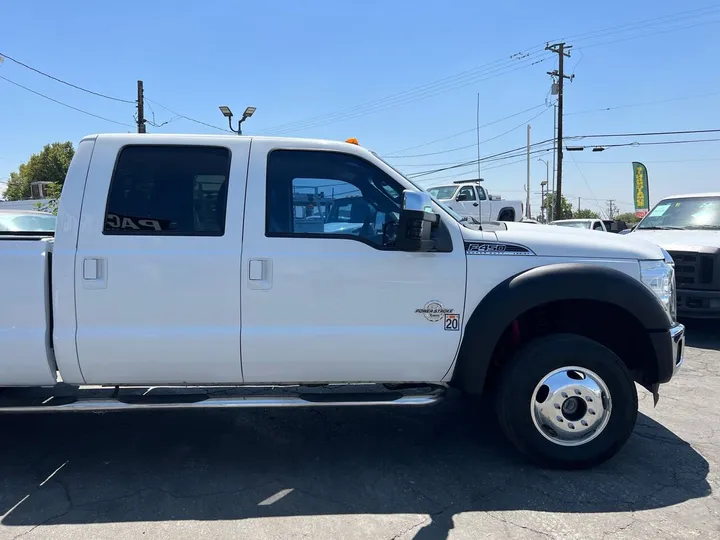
left=0, top=237, right=57, bottom=385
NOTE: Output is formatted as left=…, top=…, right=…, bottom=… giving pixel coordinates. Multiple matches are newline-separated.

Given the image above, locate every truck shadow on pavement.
left=683, top=319, right=720, bottom=351
left=0, top=397, right=710, bottom=538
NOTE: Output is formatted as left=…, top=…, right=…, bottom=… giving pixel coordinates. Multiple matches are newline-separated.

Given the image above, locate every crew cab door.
left=74, top=138, right=249, bottom=384
left=240, top=142, right=467, bottom=383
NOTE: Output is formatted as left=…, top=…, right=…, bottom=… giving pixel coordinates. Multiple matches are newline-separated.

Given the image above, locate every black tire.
left=495, top=334, right=638, bottom=469
left=497, top=209, right=515, bottom=222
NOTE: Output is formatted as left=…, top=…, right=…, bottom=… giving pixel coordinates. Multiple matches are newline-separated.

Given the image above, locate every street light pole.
left=526, top=124, right=531, bottom=219
left=538, top=158, right=550, bottom=221
left=219, top=106, right=257, bottom=136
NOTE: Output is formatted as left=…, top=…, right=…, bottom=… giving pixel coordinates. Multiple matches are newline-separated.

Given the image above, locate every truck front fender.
left=451, top=263, right=672, bottom=394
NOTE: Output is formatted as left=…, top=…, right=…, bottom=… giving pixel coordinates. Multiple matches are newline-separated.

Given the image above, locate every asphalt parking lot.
left=0, top=321, right=718, bottom=540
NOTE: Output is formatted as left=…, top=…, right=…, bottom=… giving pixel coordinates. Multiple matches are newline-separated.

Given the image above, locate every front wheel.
left=496, top=334, right=638, bottom=469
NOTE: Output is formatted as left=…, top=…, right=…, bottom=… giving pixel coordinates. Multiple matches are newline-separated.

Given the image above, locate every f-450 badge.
left=465, top=242, right=534, bottom=256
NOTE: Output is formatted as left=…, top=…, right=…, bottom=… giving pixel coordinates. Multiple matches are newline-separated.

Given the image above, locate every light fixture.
left=219, top=106, right=233, bottom=118
left=242, top=106, right=257, bottom=118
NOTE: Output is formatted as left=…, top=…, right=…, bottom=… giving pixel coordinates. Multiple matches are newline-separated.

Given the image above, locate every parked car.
left=626, top=192, right=720, bottom=318
left=0, top=209, right=56, bottom=233
left=0, top=133, right=684, bottom=469
left=551, top=218, right=608, bottom=231
left=427, top=180, right=523, bottom=222
left=551, top=219, right=627, bottom=233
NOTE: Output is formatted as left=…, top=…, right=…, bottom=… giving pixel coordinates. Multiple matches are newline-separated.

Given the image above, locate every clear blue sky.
left=2, top=0, right=719, bottom=216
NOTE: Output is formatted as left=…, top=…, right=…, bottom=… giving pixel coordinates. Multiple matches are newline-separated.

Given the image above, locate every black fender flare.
left=451, top=262, right=672, bottom=393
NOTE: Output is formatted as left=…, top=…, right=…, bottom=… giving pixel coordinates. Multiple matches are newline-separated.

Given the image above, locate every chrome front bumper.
left=670, top=323, right=685, bottom=375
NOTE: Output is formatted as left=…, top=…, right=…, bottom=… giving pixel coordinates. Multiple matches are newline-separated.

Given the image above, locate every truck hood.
left=628, top=229, right=720, bottom=252
left=460, top=221, right=665, bottom=260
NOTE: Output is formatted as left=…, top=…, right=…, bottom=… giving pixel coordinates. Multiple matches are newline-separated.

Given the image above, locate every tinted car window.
left=104, top=145, right=231, bottom=236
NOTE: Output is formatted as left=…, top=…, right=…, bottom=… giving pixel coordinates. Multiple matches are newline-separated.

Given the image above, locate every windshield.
left=426, top=186, right=457, bottom=200
left=552, top=221, right=591, bottom=229
left=0, top=212, right=57, bottom=232
left=637, top=197, right=720, bottom=230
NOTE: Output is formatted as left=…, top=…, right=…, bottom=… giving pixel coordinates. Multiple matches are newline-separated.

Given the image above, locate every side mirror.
left=455, top=193, right=468, bottom=202
left=396, top=191, right=439, bottom=252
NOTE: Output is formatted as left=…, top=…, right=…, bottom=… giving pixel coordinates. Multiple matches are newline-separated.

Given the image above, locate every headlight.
left=639, top=260, right=676, bottom=321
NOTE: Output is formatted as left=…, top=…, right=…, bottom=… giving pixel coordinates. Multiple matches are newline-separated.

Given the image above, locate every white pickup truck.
left=427, top=179, right=523, bottom=222
left=0, top=134, right=684, bottom=469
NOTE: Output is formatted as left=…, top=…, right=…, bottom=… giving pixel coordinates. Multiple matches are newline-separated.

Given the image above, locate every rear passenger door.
left=74, top=139, right=249, bottom=385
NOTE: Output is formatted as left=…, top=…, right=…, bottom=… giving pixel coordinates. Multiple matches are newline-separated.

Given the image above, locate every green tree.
left=544, top=193, right=574, bottom=220
left=3, top=170, right=31, bottom=201
left=574, top=208, right=600, bottom=219
left=4, top=142, right=74, bottom=214
left=615, top=212, right=641, bottom=224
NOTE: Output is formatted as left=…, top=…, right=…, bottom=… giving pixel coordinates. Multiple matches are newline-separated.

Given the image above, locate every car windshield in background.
left=638, top=197, right=720, bottom=230
left=0, top=211, right=57, bottom=232
left=427, top=186, right=458, bottom=199
left=552, top=221, right=591, bottom=229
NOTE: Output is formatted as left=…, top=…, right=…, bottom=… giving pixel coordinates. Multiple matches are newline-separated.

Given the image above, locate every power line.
left=0, top=51, right=136, bottom=104
left=570, top=137, right=720, bottom=150
left=569, top=128, right=720, bottom=139
left=0, top=75, right=135, bottom=127
left=383, top=103, right=547, bottom=156
left=571, top=158, right=720, bottom=164
left=614, top=137, right=720, bottom=147
left=406, top=131, right=720, bottom=181
left=572, top=17, right=720, bottom=50
left=408, top=140, right=556, bottom=179
left=386, top=105, right=554, bottom=159
left=262, top=7, right=720, bottom=135
left=265, top=52, right=552, bottom=134
left=144, top=98, right=232, bottom=133
left=566, top=91, right=720, bottom=116
left=560, top=5, right=720, bottom=44
left=567, top=151, right=605, bottom=214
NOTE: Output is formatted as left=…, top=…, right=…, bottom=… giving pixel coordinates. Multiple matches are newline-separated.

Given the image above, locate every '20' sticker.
left=444, top=314, right=460, bottom=331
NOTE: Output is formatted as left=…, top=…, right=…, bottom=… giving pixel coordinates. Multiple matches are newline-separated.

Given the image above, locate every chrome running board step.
left=0, top=384, right=445, bottom=413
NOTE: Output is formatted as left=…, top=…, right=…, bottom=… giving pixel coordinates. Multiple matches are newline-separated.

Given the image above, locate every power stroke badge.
left=415, top=301, right=453, bottom=322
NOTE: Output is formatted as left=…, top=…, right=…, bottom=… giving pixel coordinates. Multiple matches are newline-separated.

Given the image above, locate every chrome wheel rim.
left=531, top=366, right=612, bottom=447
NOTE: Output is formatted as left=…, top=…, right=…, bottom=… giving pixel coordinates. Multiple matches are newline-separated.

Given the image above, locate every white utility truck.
left=427, top=179, right=523, bottom=222
left=628, top=192, right=720, bottom=318
left=0, top=134, right=685, bottom=469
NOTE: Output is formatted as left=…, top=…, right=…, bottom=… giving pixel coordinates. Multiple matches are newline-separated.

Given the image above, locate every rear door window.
left=104, top=145, right=231, bottom=236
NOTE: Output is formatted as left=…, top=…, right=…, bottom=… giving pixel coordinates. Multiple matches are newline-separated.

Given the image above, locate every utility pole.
left=607, top=199, right=617, bottom=219
left=136, top=80, right=146, bottom=134
left=526, top=124, right=531, bottom=218
left=578, top=196, right=581, bottom=213
left=546, top=43, right=573, bottom=222
left=548, top=105, right=557, bottom=221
